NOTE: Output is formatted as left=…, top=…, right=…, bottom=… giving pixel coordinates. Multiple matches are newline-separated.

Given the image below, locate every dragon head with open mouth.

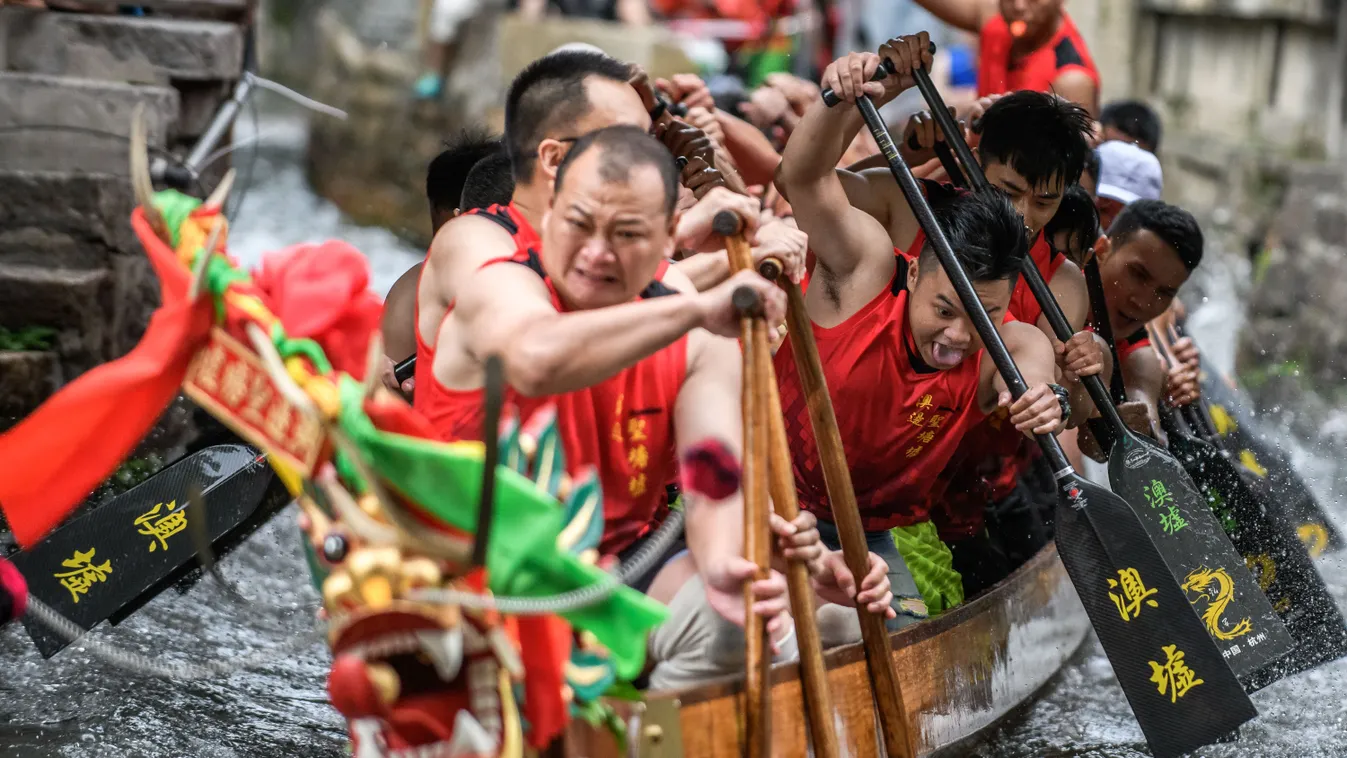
left=114, top=111, right=668, bottom=758
left=294, top=403, right=664, bottom=758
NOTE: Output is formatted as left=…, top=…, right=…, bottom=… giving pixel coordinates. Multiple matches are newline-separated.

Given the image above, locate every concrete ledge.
left=6, top=13, right=243, bottom=83
left=0, top=72, right=178, bottom=173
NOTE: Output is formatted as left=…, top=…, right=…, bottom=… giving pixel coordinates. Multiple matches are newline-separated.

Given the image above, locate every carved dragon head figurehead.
left=123, top=111, right=668, bottom=757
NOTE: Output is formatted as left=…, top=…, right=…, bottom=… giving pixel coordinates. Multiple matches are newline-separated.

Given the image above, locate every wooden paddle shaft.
left=782, top=280, right=916, bottom=758
left=719, top=212, right=840, bottom=758
left=738, top=304, right=772, bottom=758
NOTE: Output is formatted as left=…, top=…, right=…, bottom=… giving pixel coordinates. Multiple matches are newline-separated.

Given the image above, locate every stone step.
left=4, top=12, right=244, bottom=84
left=0, top=351, right=60, bottom=430
left=0, top=263, right=113, bottom=375
left=0, top=72, right=178, bottom=174
left=0, top=171, right=139, bottom=266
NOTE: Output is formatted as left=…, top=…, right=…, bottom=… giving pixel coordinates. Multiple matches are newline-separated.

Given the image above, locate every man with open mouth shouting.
left=774, top=35, right=1065, bottom=627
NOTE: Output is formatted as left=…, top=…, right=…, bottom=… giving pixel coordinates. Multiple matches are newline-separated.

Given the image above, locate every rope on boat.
left=23, top=595, right=324, bottom=681
left=408, top=509, right=686, bottom=613
left=22, top=511, right=686, bottom=678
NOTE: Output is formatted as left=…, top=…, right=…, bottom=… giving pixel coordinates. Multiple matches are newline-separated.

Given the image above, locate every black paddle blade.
left=1199, top=362, right=1344, bottom=556
left=13, top=444, right=273, bottom=657
left=1054, top=472, right=1256, bottom=757
left=1107, top=431, right=1294, bottom=677
left=1166, top=423, right=1347, bottom=691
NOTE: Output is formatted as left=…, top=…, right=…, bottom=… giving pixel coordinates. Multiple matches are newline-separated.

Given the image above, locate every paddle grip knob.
left=732, top=285, right=763, bottom=317
left=712, top=209, right=744, bottom=238
left=757, top=257, right=783, bottom=281
left=820, top=43, right=937, bottom=108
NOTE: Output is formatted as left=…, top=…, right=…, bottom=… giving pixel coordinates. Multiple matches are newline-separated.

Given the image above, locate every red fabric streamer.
left=0, top=210, right=211, bottom=547
left=253, top=242, right=383, bottom=380
left=0, top=557, right=28, bottom=625
left=517, top=614, right=573, bottom=748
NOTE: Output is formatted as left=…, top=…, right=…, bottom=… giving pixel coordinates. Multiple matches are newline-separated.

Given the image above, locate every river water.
left=2, top=100, right=1345, bottom=757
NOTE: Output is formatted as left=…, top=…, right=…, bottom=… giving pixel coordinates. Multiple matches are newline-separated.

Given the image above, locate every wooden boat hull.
left=566, top=543, right=1088, bottom=757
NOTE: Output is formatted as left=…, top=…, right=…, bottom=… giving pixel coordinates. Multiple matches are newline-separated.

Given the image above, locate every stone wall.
left=300, top=5, right=696, bottom=247
left=0, top=3, right=247, bottom=443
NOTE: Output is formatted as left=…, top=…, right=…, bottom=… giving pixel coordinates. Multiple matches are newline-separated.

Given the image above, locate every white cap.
left=1096, top=140, right=1163, bottom=205
left=548, top=42, right=608, bottom=56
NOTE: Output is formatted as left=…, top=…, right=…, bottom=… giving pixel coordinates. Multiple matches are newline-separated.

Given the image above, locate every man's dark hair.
left=553, top=125, right=679, bottom=217
left=427, top=128, right=502, bottom=220
left=460, top=152, right=515, bottom=211
left=1084, top=147, right=1101, bottom=187
left=919, top=189, right=1029, bottom=285
left=504, top=50, right=633, bottom=181
left=1101, top=99, right=1163, bottom=152
left=1044, top=184, right=1101, bottom=266
left=1109, top=199, right=1203, bottom=271
left=976, top=91, right=1093, bottom=191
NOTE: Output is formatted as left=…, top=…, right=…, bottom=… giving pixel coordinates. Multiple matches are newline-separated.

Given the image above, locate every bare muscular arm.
left=1123, top=347, right=1167, bottom=440
left=676, top=330, right=746, bottom=573
left=775, top=100, right=898, bottom=289
left=455, top=264, right=705, bottom=397
left=381, top=262, right=422, bottom=363
left=978, top=320, right=1064, bottom=435
left=416, top=215, right=519, bottom=352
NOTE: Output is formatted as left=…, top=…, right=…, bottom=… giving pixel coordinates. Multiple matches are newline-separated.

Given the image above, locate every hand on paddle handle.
left=677, top=187, right=761, bottom=252
left=811, top=550, right=896, bottom=618
left=900, top=106, right=962, bottom=165
left=379, top=355, right=414, bottom=394
left=753, top=218, right=808, bottom=284
left=656, top=73, right=715, bottom=112
left=1055, top=331, right=1105, bottom=382
left=1164, top=362, right=1201, bottom=408
left=654, top=119, right=726, bottom=198
left=1170, top=335, right=1201, bottom=374
left=704, top=556, right=792, bottom=652
left=770, top=510, right=825, bottom=573
left=1000, top=382, right=1065, bottom=436
left=684, top=106, right=725, bottom=149
left=696, top=270, right=787, bottom=338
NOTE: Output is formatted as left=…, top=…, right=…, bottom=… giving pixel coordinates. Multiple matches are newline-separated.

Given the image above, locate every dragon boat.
left=0, top=108, right=1091, bottom=758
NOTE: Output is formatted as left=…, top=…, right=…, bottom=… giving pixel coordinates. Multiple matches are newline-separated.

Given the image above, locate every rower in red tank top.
left=416, top=204, right=680, bottom=556
left=776, top=255, right=988, bottom=531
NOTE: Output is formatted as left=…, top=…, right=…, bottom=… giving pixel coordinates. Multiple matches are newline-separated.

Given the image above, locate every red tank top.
left=414, top=204, right=686, bottom=556
left=774, top=256, right=987, bottom=531
left=977, top=11, right=1100, bottom=98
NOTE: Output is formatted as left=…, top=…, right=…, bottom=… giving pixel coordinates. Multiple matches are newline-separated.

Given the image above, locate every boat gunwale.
left=649, top=542, right=1068, bottom=707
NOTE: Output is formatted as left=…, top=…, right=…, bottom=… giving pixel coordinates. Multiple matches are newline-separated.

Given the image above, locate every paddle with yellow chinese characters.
left=1147, top=322, right=1347, bottom=691
left=823, top=79, right=1258, bottom=757
left=905, top=61, right=1295, bottom=682
left=714, top=209, right=842, bottom=758
left=11, top=443, right=286, bottom=658
left=1169, top=318, right=1344, bottom=557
